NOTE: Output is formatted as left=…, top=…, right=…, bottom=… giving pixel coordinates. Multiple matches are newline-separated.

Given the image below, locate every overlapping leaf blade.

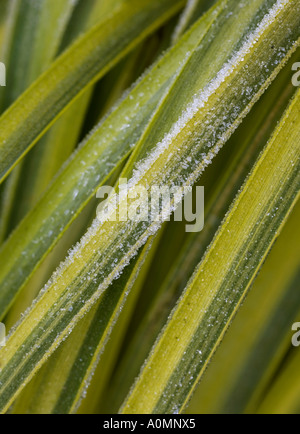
left=0, top=0, right=185, bottom=182
left=102, top=55, right=298, bottom=412
left=12, top=237, right=159, bottom=414
left=258, top=337, right=300, bottom=414
left=0, top=0, right=221, bottom=320
left=122, top=88, right=300, bottom=414
left=186, top=199, right=300, bottom=414
left=0, top=0, right=128, bottom=241
left=0, top=0, right=299, bottom=415
left=0, top=0, right=79, bottom=242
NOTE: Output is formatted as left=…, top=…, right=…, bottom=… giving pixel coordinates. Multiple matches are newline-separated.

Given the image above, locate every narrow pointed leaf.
left=173, top=0, right=216, bottom=42
left=1, top=0, right=123, bottom=239
left=0, top=0, right=299, bottom=413
left=0, top=0, right=79, bottom=241
left=102, top=57, right=298, bottom=412
left=0, top=2, right=221, bottom=320
left=0, top=0, right=185, bottom=182
left=121, top=89, right=300, bottom=414
left=12, top=238, right=157, bottom=414
left=186, top=199, right=300, bottom=414
left=0, top=0, right=77, bottom=111
left=257, top=340, right=300, bottom=414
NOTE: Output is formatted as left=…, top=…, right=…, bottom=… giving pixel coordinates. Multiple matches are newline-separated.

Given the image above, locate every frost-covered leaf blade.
left=11, top=237, right=158, bottom=414
left=121, top=89, right=300, bottom=414
left=102, top=56, right=298, bottom=412
left=0, top=0, right=220, bottom=320
left=0, top=0, right=299, bottom=413
left=186, top=199, right=300, bottom=414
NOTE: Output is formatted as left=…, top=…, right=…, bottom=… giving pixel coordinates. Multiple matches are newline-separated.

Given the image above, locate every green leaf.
left=76, top=233, right=163, bottom=415
left=0, top=0, right=77, bottom=111
left=101, top=53, right=298, bottom=412
left=59, top=0, right=125, bottom=50
left=0, top=0, right=123, bottom=240
left=0, top=1, right=10, bottom=54
left=0, top=6, right=222, bottom=410
left=186, top=199, right=300, bottom=414
left=4, top=33, right=173, bottom=322
left=0, top=0, right=299, bottom=414
left=0, top=0, right=185, bottom=182
left=11, top=236, right=159, bottom=414
left=257, top=336, right=300, bottom=414
left=173, top=0, right=216, bottom=42
left=0, top=0, right=220, bottom=320
left=121, top=88, right=300, bottom=414
left=0, top=0, right=78, bottom=242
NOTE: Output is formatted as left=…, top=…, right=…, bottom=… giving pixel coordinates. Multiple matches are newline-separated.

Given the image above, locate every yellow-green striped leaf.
left=103, top=55, right=298, bottom=412
left=0, top=0, right=299, bottom=414
left=186, top=199, right=300, bottom=414
left=121, top=88, right=300, bottom=414
left=0, top=0, right=185, bottom=182
left=0, top=1, right=221, bottom=321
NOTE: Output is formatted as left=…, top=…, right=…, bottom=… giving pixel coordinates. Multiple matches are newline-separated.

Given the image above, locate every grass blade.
left=0, top=0, right=79, bottom=242
left=0, top=1, right=10, bottom=54
left=0, top=0, right=299, bottom=413
left=0, top=0, right=124, bottom=240
left=257, top=340, right=300, bottom=414
left=173, top=0, right=216, bottom=42
left=0, top=0, right=77, bottom=111
left=121, top=88, right=300, bottom=414
left=101, top=55, right=298, bottom=412
left=0, top=0, right=185, bottom=182
left=186, top=199, right=300, bottom=414
left=11, top=237, right=159, bottom=414
left=0, top=2, right=221, bottom=320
